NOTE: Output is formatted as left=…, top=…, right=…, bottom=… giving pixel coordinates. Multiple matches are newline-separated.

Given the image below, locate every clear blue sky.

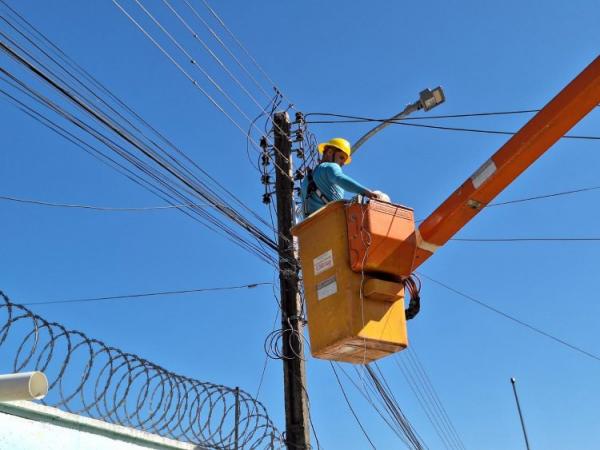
left=1, top=1, right=600, bottom=449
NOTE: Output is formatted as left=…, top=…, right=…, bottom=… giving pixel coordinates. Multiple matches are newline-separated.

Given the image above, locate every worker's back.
left=300, top=163, right=369, bottom=216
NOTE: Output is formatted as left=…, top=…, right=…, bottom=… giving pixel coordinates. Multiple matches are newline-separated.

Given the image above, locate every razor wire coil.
left=0, top=290, right=282, bottom=449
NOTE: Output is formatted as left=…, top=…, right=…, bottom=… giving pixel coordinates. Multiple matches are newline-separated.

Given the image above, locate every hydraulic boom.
left=413, top=56, right=600, bottom=269
left=291, top=55, right=600, bottom=363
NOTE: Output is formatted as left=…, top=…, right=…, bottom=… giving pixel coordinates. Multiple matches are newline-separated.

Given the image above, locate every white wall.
left=0, top=401, right=199, bottom=450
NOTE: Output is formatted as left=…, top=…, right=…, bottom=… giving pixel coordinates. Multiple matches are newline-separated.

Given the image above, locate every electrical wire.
left=390, top=121, right=600, bottom=140
left=330, top=362, right=377, bottom=450
left=0, top=19, right=283, bottom=265
left=0, top=59, right=277, bottom=264
left=418, top=272, right=600, bottom=363
left=487, top=185, right=600, bottom=207
left=1, top=0, right=278, bottom=234
left=197, top=0, right=295, bottom=109
left=304, top=109, right=540, bottom=122
left=414, top=184, right=600, bottom=223
left=0, top=194, right=200, bottom=211
left=21, top=282, right=272, bottom=306
left=396, top=349, right=466, bottom=450
left=364, top=364, right=427, bottom=450
left=112, top=0, right=294, bottom=180
left=307, top=116, right=600, bottom=140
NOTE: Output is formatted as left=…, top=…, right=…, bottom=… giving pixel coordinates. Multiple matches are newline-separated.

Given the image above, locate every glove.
left=371, top=190, right=391, bottom=203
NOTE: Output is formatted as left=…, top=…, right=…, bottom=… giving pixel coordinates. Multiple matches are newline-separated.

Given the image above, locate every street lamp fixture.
left=352, top=86, right=446, bottom=154
left=419, top=87, right=445, bottom=111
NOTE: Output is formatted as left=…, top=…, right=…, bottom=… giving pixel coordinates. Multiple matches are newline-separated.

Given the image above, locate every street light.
left=351, top=86, right=445, bottom=154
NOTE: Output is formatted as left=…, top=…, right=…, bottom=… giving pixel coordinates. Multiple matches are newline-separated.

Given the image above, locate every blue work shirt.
left=300, top=162, right=370, bottom=216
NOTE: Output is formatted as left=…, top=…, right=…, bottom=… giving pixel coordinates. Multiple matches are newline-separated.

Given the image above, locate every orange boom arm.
left=412, top=56, right=600, bottom=269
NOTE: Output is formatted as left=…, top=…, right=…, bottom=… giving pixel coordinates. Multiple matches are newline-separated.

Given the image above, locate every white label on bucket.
left=313, top=250, right=334, bottom=275
left=317, top=276, right=337, bottom=301
left=471, top=159, right=497, bottom=189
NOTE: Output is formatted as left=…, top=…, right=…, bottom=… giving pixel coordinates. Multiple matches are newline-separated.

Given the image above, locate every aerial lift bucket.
left=291, top=199, right=418, bottom=363
left=293, top=56, right=600, bottom=364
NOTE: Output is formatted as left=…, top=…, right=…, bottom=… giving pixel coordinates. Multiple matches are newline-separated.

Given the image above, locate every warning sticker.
left=317, top=276, right=337, bottom=301
left=313, top=250, right=334, bottom=275
left=471, top=159, right=497, bottom=189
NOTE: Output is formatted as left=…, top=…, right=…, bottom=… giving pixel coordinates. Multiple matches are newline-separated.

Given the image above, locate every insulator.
left=295, top=130, right=304, bottom=142
left=295, top=111, right=305, bottom=124
left=259, top=136, right=268, bottom=149
left=261, top=152, right=270, bottom=166
left=296, top=149, right=305, bottom=159
left=294, top=170, right=304, bottom=181
left=261, top=174, right=271, bottom=185
left=262, top=193, right=271, bottom=204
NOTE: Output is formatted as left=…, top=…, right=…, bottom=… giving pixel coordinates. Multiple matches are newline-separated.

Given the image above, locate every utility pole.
left=272, top=111, right=310, bottom=449
left=510, top=377, right=531, bottom=450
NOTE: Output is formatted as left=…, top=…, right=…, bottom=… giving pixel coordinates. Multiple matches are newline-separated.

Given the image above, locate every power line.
left=488, top=185, right=600, bottom=207
left=418, top=272, right=600, bottom=363
left=396, top=349, right=466, bottom=450
left=391, top=121, right=600, bottom=140
left=305, top=109, right=540, bottom=122
left=197, top=0, right=295, bottom=109
left=414, top=184, right=600, bottom=223
left=305, top=113, right=600, bottom=140
left=0, top=0, right=275, bottom=230
left=0, top=194, right=199, bottom=211
left=112, top=0, right=294, bottom=180
left=330, top=362, right=377, bottom=450
left=0, top=23, right=282, bottom=265
left=21, top=282, right=272, bottom=306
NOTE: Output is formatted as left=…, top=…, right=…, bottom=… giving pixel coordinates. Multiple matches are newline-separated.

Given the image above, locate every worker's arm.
left=324, top=164, right=377, bottom=197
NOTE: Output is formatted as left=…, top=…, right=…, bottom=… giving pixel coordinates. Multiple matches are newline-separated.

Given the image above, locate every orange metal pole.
left=412, top=56, right=600, bottom=270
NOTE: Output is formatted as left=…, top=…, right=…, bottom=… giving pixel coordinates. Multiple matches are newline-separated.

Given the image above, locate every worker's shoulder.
left=314, top=162, right=342, bottom=175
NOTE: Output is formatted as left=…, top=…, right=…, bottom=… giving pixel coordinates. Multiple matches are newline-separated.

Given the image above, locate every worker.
left=301, top=137, right=383, bottom=217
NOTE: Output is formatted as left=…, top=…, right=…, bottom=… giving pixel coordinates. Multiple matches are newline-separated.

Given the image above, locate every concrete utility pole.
left=272, top=111, right=310, bottom=449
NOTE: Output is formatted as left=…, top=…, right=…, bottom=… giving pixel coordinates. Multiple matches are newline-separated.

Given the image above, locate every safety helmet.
left=318, top=137, right=352, bottom=164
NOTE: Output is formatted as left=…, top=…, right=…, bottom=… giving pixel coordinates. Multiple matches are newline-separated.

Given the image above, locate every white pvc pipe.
left=0, top=372, right=48, bottom=402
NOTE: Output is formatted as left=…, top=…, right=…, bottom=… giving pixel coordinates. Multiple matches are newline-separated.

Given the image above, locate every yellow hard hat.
left=318, top=137, right=352, bottom=164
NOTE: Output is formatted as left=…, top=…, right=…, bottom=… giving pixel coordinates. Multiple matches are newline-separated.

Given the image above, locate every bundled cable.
left=403, top=274, right=421, bottom=320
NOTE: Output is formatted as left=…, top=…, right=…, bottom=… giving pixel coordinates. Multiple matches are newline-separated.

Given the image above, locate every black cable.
left=418, top=272, right=600, bottom=363
left=330, top=362, right=377, bottom=450
left=488, top=185, right=600, bottom=207
left=305, top=109, right=540, bottom=122
left=21, top=282, right=272, bottom=306
left=0, top=33, right=280, bottom=264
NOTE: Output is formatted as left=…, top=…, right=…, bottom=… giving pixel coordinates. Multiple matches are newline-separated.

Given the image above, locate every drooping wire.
left=0, top=0, right=280, bottom=235
left=397, top=348, right=467, bottom=450
left=0, top=59, right=277, bottom=264
left=304, top=110, right=541, bottom=122
left=0, top=194, right=199, bottom=211
left=306, top=114, right=600, bottom=140
left=418, top=272, right=600, bottom=363
left=3, top=14, right=284, bottom=268
left=20, top=282, right=272, bottom=307
left=330, top=362, right=378, bottom=450
left=363, top=364, right=427, bottom=450
left=197, top=0, right=295, bottom=109
left=111, top=0, right=294, bottom=180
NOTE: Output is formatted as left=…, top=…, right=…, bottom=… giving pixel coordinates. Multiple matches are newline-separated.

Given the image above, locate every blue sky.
left=1, top=1, right=600, bottom=449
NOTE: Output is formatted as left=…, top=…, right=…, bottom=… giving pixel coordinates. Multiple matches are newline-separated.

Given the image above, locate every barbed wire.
left=0, top=290, right=283, bottom=449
